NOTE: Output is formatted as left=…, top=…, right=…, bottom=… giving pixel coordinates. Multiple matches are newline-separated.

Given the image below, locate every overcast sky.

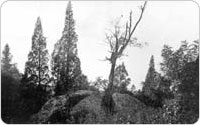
left=1, top=1, right=199, bottom=89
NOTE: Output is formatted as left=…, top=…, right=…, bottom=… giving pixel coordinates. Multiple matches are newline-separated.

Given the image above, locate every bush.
left=1, top=73, right=20, bottom=123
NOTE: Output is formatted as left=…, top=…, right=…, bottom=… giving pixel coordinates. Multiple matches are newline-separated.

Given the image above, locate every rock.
left=70, top=92, right=147, bottom=124
left=70, top=92, right=106, bottom=123
left=30, top=90, right=94, bottom=124
left=30, top=90, right=160, bottom=124
left=112, top=93, right=146, bottom=111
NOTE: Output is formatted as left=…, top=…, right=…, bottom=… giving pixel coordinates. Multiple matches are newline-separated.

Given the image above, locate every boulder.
left=70, top=92, right=106, bottom=123
left=30, top=90, right=160, bottom=124
left=70, top=92, right=147, bottom=124
left=30, top=90, right=94, bottom=123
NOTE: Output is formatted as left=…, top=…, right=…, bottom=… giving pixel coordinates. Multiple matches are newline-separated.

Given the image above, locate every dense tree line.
left=134, top=40, right=199, bottom=123
left=1, top=44, right=21, bottom=123
left=1, top=1, right=199, bottom=124
left=161, top=40, right=199, bottom=123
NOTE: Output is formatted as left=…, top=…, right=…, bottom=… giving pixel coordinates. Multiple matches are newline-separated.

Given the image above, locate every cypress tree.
left=143, top=55, right=160, bottom=97
left=51, top=1, right=82, bottom=95
left=1, top=44, right=21, bottom=79
left=21, top=17, right=50, bottom=114
left=24, top=17, right=49, bottom=87
left=1, top=44, right=12, bottom=74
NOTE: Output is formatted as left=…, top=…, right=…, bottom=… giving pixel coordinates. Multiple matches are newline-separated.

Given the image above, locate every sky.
left=1, top=1, right=199, bottom=89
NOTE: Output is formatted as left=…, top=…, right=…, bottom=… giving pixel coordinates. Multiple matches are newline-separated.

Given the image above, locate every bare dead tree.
left=102, top=1, right=147, bottom=113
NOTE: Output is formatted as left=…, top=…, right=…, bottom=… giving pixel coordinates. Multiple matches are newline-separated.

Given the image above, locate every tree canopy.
left=51, top=1, right=82, bottom=95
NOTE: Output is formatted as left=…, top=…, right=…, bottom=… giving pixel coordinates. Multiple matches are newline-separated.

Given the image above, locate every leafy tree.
left=20, top=17, right=50, bottom=115
left=102, top=1, right=147, bottom=113
left=51, top=1, right=82, bottom=95
left=113, top=63, right=131, bottom=93
left=162, top=80, right=181, bottom=124
left=92, top=63, right=131, bottom=93
left=160, top=40, right=199, bottom=123
left=160, top=40, right=199, bottom=80
left=92, top=77, right=108, bottom=91
left=73, top=74, right=89, bottom=91
left=178, top=56, right=199, bottom=123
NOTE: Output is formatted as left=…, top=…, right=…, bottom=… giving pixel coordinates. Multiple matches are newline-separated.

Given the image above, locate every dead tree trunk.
left=101, top=1, right=147, bottom=114
left=102, top=55, right=117, bottom=113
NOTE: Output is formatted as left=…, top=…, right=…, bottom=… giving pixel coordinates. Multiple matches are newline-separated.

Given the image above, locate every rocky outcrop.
left=30, top=90, right=94, bottom=123
left=70, top=93, right=105, bottom=123
left=30, top=90, right=160, bottom=124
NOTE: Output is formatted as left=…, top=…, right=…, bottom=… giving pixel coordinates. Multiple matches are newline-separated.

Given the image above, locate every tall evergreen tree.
left=1, top=44, right=21, bottom=123
left=145, top=55, right=156, bottom=85
left=1, top=44, right=21, bottom=79
left=51, top=1, right=82, bottom=95
left=24, top=17, right=49, bottom=86
left=143, top=55, right=161, bottom=97
left=1, top=44, right=12, bottom=74
left=20, top=17, right=50, bottom=115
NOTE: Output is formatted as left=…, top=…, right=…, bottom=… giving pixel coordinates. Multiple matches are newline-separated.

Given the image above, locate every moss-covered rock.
left=70, top=92, right=105, bottom=123
left=30, top=90, right=94, bottom=123
left=30, top=90, right=161, bottom=124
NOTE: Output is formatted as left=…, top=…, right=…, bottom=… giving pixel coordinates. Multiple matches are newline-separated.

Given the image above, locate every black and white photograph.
left=1, top=0, right=199, bottom=124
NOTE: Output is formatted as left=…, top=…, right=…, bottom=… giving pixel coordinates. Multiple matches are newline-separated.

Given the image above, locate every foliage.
left=92, top=77, right=108, bottom=91
left=113, top=63, right=131, bottom=93
left=160, top=40, right=199, bottom=80
left=1, top=44, right=12, bottom=73
left=73, top=74, right=90, bottom=91
left=1, top=73, right=21, bottom=123
left=1, top=44, right=21, bottom=79
left=142, top=55, right=160, bottom=98
left=1, top=44, right=22, bottom=123
left=20, top=17, right=50, bottom=117
left=140, top=107, right=164, bottom=124
left=92, top=63, right=132, bottom=93
left=136, top=40, right=199, bottom=124
left=51, top=1, right=82, bottom=95
left=160, top=40, right=199, bottom=124
left=162, top=80, right=181, bottom=124
left=24, top=17, right=49, bottom=86
left=140, top=55, right=172, bottom=108
left=178, top=56, right=199, bottom=123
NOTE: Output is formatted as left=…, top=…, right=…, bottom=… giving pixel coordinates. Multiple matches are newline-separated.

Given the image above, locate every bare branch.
left=105, top=34, right=114, bottom=51
left=98, top=56, right=111, bottom=62
left=102, top=2, right=147, bottom=112
left=129, top=1, right=147, bottom=38
left=118, top=1, right=147, bottom=56
left=129, top=11, right=132, bottom=36
left=124, top=22, right=128, bottom=42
